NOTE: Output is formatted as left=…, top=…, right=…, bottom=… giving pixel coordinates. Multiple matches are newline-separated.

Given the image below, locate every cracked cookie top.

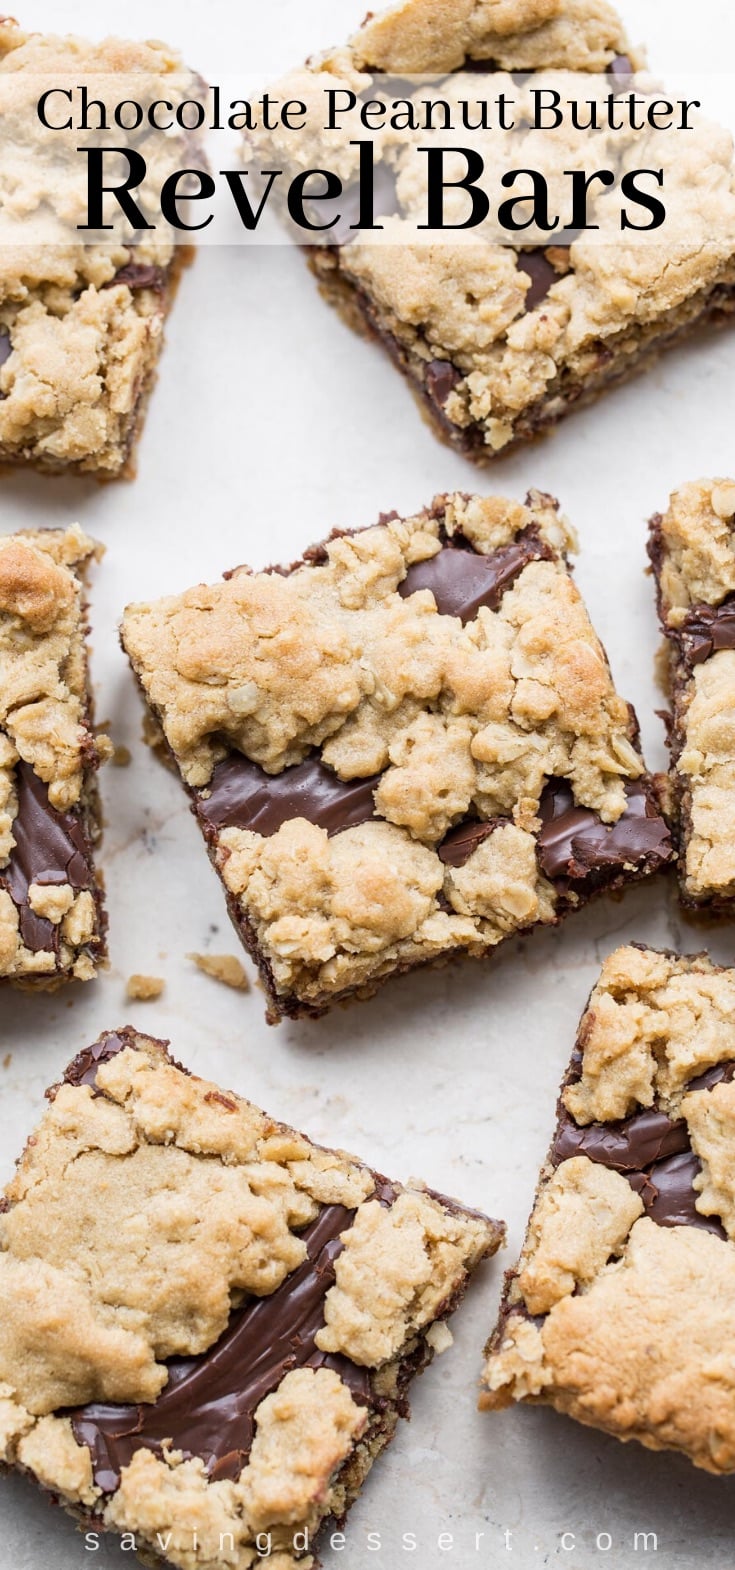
left=121, top=494, right=669, bottom=1011
left=482, top=944, right=735, bottom=1473
left=122, top=493, right=636, bottom=816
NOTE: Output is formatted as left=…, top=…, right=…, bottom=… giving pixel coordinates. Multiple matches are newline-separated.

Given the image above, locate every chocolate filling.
left=628, top=1153, right=726, bottom=1237
left=0, top=761, right=94, bottom=956
left=104, top=262, right=167, bottom=291
left=62, top=1032, right=130, bottom=1092
left=552, top=1106, right=689, bottom=1171
left=460, top=57, right=499, bottom=73
left=398, top=526, right=551, bottom=622
left=70, top=1202, right=375, bottom=1492
left=323, top=162, right=398, bottom=248
left=425, top=359, right=462, bottom=408
left=678, top=595, right=735, bottom=664
left=195, top=755, right=381, bottom=838
left=551, top=1070, right=731, bottom=1236
left=607, top=53, right=634, bottom=79
left=687, top=1062, right=735, bottom=1093
left=536, top=778, right=672, bottom=885
left=438, top=819, right=495, bottom=868
left=516, top=250, right=560, bottom=310
left=435, top=778, right=671, bottom=879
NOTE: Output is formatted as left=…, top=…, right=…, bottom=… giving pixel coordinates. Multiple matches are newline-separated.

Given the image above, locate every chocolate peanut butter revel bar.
left=246, top=0, right=735, bottom=461
left=0, top=1028, right=503, bottom=1568
left=481, top=945, right=735, bottom=1471
left=0, top=526, right=107, bottom=983
left=121, top=491, right=672, bottom=1021
left=649, top=479, right=735, bottom=912
left=0, top=20, right=202, bottom=477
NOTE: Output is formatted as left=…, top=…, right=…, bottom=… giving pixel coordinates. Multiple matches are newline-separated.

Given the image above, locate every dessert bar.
left=0, top=1027, right=503, bottom=1566
left=121, top=491, right=672, bottom=1021
left=247, top=0, right=735, bottom=461
left=649, top=479, right=735, bottom=912
left=482, top=944, right=735, bottom=1472
left=0, top=19, right=202, bottom=476
left=0, top=526, right=107, bottom=984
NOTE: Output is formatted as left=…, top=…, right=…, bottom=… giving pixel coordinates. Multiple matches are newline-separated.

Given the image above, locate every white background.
left=2, top=3, right=735, bottom=1567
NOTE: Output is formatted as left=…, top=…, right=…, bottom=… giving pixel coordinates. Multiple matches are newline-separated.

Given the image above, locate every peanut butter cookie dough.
left=0, top=1027, right=503, bottom=1569
left=482, top=944, right=735, bottom=1473
left=0, top=526, right=108, bottom=984
left=649, top=480, right=735, bottom=913
left=246, top=0, right=735, bottom=461
left=0, top=19, right=202, bottom=477
left=121, top=492, right=672, bottom=1022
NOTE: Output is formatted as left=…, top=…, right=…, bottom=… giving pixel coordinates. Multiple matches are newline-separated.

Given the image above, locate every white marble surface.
left=2, top=2, right=735, bottom=1566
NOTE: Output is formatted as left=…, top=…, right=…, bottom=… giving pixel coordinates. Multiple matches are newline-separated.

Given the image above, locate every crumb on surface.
left=112, top=745, right=132, bottom=767
left=141, top=710, right=169, bottom=755
left=126, top=973, right=165, bottom=1002
left=425, top=1321, right=454, bottom=1355
left=188, top=952, right=249, bottom=991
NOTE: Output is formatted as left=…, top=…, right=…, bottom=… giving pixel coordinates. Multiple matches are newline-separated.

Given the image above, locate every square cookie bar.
left=0, top=526, right=108, bottom=984
left=0, top=19, right=201, bottom=476
left=0, top=1028, right=503, bottom=1567
left=247, top=0, right=735, bottom=462
left=122, top=491, right=672, bottom=1021
left=649, top=479, right=735, bottom=913
left=481, top=944, right=735, bottom=1473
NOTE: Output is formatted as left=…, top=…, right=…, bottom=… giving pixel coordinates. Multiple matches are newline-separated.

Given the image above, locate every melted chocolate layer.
left=398, top=527, right=550, bottom=622
left=439, top=777, right=671, bottom=879
left=629, top=1153, right=726, bottom=1237
left=536, top=778, right=672, bottom=885
left=63, top=1032, right=130, bottom=1091
left=687, top=1062, right=735, bottom=1093
left=71, top=1202, right=373, bottom=1492
left=552, top=1065, right=732, bottom=1236
left=678, top=595, right=735, bottom=665
left=552, top=1107, right=689, bottom=1171
left=438, top=819, right=495, bottom=868
left=1, top=761, right=94, bottom=955
left=196, top=755, right=380, bottom=838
